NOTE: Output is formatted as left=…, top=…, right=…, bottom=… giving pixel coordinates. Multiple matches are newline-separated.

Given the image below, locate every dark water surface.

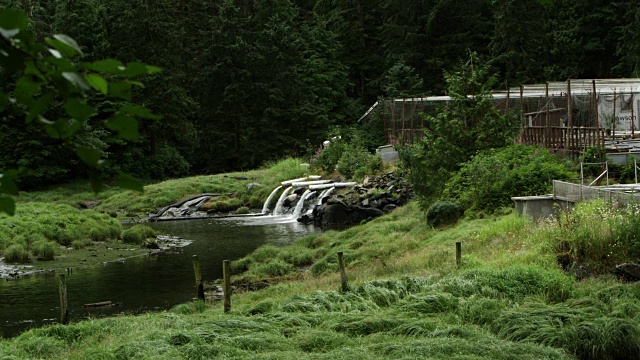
left=0, top=216, right=317, bottom=338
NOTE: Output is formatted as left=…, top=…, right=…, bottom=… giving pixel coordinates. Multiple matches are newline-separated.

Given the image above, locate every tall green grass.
left=0, top=203, right=122, bottom=262
left=552, top=200, right=640, bottom=267
left=8, top=270, right=640, bottom=359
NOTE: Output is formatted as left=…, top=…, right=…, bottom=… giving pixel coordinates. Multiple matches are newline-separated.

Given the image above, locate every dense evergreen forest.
left=1, top=0, right=639, bottom=189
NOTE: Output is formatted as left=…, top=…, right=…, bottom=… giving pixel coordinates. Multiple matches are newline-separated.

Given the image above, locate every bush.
left=236, top=206, right=250, bottom=214
left=426, top=201, right=461, bottom=228
left=336, top=147, right=381, bottom=180
left=32, top=240, right=56, bottom=260
left=122, top=225, right=156, bottom=245
left=71, top=240, right=88, bottom=250
left=4, top=244, right=31, bottom=263
left=311, top=139, right=345, bottom=174
left=443, top=144, right=576, bottom=213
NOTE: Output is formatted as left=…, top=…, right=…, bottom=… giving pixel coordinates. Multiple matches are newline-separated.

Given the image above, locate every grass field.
left=2, top=196, right=639, bottom=359
left=2, top=159, right=639, bottom=359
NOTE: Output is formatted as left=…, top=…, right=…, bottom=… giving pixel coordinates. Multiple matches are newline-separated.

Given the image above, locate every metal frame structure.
left=359, top=79, right=640, bottom=153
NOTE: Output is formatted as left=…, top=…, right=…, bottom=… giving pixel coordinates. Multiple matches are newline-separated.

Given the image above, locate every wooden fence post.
left=223, top=260, right=231, bottom=313
left=192, top=255, right=205, bottom=301
left=338, top=251, right=348, bottom=292
left=58, top=274, right=69, bottom=325
left=455, top=242, right=462, bottom=268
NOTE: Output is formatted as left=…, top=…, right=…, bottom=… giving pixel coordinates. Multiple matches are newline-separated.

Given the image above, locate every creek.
left=0, top=217, right=318, bottom=338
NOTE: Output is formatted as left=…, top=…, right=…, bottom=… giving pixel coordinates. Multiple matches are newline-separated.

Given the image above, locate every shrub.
left=336, top=147, right=380, bottom=180
left=4, top=244, right=31, bottom=263
left=32, top=240, right=56, bottom=260
left=311, top=140, right=345, bottom=174
left=444, top=144, right=576, bottom=213
left=426, top=201, right=461, bottom=228
left=89, top=227, right=109, bottom=242
left=122, top=225, right=156, bottom=245
left=236, top=206, right=250, bottom=214
left=71, top=240, right=87, bottom=250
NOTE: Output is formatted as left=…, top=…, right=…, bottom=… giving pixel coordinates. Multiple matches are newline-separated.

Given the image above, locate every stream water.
left=0, top=216, right=317, bottom=338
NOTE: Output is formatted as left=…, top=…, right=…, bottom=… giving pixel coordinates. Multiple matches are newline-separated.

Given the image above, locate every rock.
left=310, top=170, right=414, bottom=230
left=284, top=194, right=298, bottom=207
left=557, top=253, right=571, bottom=270
left=615, top=262, right=640, bottom=281
left=321, top=202, right=350, bottom=229
left=246, top=183, right=263, bottom=192
left=382, top=204, right=397, bottom=212
left=297, top=214, right=313, bottom=224
left=77, top=200, right=100, bottom=209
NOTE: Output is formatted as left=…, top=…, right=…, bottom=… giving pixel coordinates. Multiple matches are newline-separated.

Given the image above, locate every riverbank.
left=1, top=198, right=639, bottom=359
left=0, top=158, right=310, bottom=274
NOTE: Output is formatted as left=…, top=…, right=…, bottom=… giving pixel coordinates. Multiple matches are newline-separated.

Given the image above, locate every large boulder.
left=319, top=201, right=350, bottom=229
left=615, top=262, right=640, bottom=281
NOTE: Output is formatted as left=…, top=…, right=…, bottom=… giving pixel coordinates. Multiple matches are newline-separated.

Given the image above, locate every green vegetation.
left=93, top=157, right=309, bottom=216
left=402, top=54, right=519, bottom=206
left=2, top=199, right=640, bottom=359
left=122, top=225, right=156, bottom=245
left=426, top=201, right=462, bottom=228
left=443, top=144, right=577, bottom=213
left=554, top=200, right=640, bottom=269
left=2, top=1, right=639, bottom=208
left=0, top=203, right=122, bottom=263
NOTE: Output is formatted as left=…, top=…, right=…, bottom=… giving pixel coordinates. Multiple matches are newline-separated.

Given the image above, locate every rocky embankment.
left=300, top=171, right=414, bottom=229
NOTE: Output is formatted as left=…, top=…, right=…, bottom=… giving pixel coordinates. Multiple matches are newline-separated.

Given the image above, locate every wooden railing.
left=519, top=126, right=605, bottom=150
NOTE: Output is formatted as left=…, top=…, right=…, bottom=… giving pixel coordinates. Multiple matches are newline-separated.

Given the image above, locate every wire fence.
left=552, top=180, right=640, bottom=207
left=360, top=79, right=640, bottom=151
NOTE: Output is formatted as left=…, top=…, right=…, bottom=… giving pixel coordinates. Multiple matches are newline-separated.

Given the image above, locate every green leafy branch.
left=0, top=8, right=161, bottom=215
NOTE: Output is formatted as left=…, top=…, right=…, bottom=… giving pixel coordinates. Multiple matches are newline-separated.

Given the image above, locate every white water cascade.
left=273, top=186, right=293, bottom=215
left=317, top=187, right=335, bottom=205
left=261, top=185, right=283, bottom=214
left=293, top=190, right=314, bottom=218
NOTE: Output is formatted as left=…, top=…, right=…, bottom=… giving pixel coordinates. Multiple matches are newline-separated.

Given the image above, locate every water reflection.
left=0, top=218, right=317, bottom=338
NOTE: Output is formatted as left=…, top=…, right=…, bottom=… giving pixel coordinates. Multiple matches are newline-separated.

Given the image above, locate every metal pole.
left=568, top=79, right=573, bottom=151
left=506, top=84, right=510, bottom=113
left=593, top=80, right=600, bottom=147
left=401, top=98, right=406, bottom=145
left=382, top=97, right=387, bottom=143
left=632, top=92, right=636, bottom=138
left=520, top=85, right=524, bottom=129
left=613, top=89, right=617, bottom=140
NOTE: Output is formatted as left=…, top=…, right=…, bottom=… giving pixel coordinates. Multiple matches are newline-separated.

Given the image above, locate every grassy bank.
left=0, top=159, right=309, bottom=269
left=2, top=198, right=639, bottom=359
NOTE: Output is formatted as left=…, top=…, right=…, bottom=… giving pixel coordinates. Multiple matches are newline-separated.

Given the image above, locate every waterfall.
left=317, top=187, right=335, bottom=205
left=316, top=189, right=329, bottom=205
left=273, top=186, right=293, bottom=215
left=261, top=185, right=283, bottom=214
left=293, top=190, right=314, bottom=218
